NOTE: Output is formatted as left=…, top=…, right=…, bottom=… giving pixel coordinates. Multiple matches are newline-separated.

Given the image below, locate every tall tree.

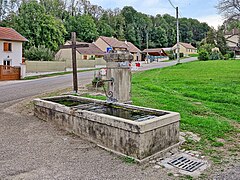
left=40, top=0, right=67, bottom=20
left=0, top=0, right=8, bottom=20
left=10, top=0, right=66, bottom=51
left=150, top=26, right=168, bottom=47
left=64, top=14, right=98, bottom=42
left=216, top=29, right=228, bottom=54
left=206, top=28, right=216, bottom=45
left=217, top=0, right=240, bottom=20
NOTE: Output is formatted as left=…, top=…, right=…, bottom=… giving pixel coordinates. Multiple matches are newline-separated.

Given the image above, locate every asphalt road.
left=0, top=71, right=94, bottom=103
left=0, top=57, right=197, bottom=103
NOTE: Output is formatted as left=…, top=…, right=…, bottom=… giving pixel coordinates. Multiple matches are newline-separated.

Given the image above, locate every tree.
left=0, top=0, right=8, bottom=20
left=206, top=28, right=216, bottom=45
left=0, top=0, right=22, bottom=21
left=204, top=27, right=228, bottom=54
left=216, top=29, right=228, bottom=54
left=150, top=27, right=168, bottom=47
left=154, top=14, right=175, bottom=47
left=39, top=0, right=67, bottom=20
left=217, top=0, right=240, bottom=20
left=10, top=0, right=66, bottom=51
left=97, top=20, right=115, bottom=37
left=64, top=14, right=98, bottom=42
left=0, top=0, right=211, bottom=51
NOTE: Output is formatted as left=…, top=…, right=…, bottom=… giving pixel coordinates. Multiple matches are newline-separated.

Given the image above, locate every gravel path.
left=0, top=99, right=178, bottom=180
left=213, top=166, right=240, bottom=180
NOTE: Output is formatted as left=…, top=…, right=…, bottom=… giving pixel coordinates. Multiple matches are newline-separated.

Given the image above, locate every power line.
left=167, top=0, right=180, bottom=63
left=168, top=0, right=176, bottom=9
left=167, top=0, right=183, bottom=18
left=179, top=11, right=183, bottom=18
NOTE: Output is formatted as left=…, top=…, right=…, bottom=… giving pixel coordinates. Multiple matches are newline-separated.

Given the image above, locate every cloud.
left=197, top=14, right=224, bottom=29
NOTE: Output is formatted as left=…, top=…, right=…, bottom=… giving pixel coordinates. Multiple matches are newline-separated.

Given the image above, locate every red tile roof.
left=66, top=41, right=104, bottom=56
left=225, top=28, right=240, bottom=35
left=179, top=42, right=196, bottom=49
left=99, top=36, right=141, bottom=53
left=77, top=43, right=104, bottom=56
left=0, top=27, right=28, bottom=42
left=122, top=41, right=141, bottom=53
left=100, top=36, right=128, bottom=49
left=143, top=48, right=168, bottom=56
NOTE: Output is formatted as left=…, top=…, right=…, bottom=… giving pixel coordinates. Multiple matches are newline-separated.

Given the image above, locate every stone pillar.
left=20, top=63, right=26, bottom=79
left=104, top=49, right=133, bottom=103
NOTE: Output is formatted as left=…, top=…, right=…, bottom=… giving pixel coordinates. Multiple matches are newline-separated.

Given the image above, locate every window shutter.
left=4, top=43, right=8, bottom=51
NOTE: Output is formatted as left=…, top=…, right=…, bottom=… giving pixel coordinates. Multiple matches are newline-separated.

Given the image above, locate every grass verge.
left=23, top=68, right=98, bottom=80
left=132, top=60, right=239, bottom=154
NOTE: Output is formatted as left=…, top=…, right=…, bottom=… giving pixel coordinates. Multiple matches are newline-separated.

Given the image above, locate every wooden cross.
left=60, top=32, right=89, bottom=93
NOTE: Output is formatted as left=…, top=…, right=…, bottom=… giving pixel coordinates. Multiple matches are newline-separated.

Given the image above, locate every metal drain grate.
left=168, top=156, right=205, bottom=172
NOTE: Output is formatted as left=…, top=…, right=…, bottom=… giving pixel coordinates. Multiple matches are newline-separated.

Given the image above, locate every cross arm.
left=59, top=44, right=89, bottom=49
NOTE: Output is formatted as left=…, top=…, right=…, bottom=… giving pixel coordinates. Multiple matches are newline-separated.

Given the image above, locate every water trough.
left=34, top=95, right=180, bottom=162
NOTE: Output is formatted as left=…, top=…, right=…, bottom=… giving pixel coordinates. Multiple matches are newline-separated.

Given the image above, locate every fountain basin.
left=34, top=95, right=180, bottom=162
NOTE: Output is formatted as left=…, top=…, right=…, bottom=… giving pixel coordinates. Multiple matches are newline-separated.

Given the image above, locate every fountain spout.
left=95, top=78, right=117, bottom=102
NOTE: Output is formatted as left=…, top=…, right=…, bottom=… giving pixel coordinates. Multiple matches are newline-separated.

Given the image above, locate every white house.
left=0, top=27, right=28, bottom=79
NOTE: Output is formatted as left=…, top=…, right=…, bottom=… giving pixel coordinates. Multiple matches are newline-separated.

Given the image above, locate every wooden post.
left=59, top=33, right=89, bottom=93
left=71, top=32, right=78, bottom=93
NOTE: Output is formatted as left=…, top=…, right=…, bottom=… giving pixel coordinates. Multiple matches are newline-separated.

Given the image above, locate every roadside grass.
left=23, top=68, right=98, bottom=80
left=132, top=60, right=240, bottom=152
left=188, top=54, right=199, bottom=57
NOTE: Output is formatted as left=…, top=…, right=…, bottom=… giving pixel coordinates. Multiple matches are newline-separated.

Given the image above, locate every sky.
left=89, top=0, right=224, bottom=29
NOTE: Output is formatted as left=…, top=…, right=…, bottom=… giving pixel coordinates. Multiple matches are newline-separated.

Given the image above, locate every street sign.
left=107, top=47, right=113, bottom=52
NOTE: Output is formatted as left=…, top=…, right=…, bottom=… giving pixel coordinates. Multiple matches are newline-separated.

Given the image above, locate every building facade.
left=173, top=42, right=197, bottom=56
left=0, top=27, right=28, bottom=67
left=95, top=36, right=142, bottom=61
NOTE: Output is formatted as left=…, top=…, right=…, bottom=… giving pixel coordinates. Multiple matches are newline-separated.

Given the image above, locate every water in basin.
left=51, top=98, right=168, bottom=122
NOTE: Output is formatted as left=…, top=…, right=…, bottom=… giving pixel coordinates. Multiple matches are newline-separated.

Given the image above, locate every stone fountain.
left=34, top=49, right=180, bottom=163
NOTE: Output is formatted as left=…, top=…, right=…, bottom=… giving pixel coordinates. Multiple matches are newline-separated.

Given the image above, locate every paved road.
left=0, top=57, right=197, bottom=103
left=0, top=71, right=94, bottom=103
left=137, top=57, right=197, bottom=71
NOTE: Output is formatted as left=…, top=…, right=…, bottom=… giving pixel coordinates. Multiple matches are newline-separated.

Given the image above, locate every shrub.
left=209, top=50, right=223, bottom=60
left=25, top=45, right=54, bottom=61
left=198, top=50, right=209, bottom=61
left=199, top=43, right=214, bottom=54
left=226, top=51, right=235, bottom=58
left=224, top=53, right=230, bottom=60
left=180, top=53, right=184, bottom=58
left=165, top=50, right=175, bottom=60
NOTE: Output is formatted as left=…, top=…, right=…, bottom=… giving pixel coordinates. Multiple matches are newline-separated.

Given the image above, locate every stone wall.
left=26, top=59, right=106, bottom=72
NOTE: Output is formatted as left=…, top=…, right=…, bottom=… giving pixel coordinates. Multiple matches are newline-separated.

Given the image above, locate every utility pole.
left=146, top=31, right=149, bottom=63
left=176, top=7, right=180, bottom=63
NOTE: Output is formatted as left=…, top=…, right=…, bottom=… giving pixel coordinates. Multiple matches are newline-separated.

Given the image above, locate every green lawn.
left=132, top=60, right=240, bottom=148
left=188, top=53, right=199, bottom=57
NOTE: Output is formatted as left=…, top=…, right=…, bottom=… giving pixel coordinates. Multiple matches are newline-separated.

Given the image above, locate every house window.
left=83, top=55, right=87, bottom=60
left=3, top=42, right=12, bottom=52
left=3, top=59, right=11, bottom=66
left=89, top=55, right=95, bottom=60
